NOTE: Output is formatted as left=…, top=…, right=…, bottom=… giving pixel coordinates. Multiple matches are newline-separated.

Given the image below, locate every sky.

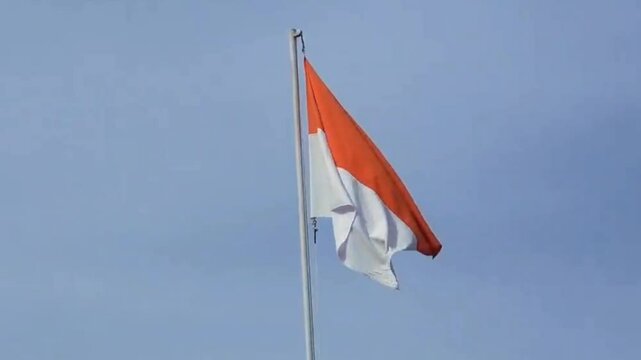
left=0, top=0, right=640, bottom=359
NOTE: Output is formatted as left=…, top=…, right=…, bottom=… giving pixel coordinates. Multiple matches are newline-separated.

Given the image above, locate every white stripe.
left=309, top=131, right=417, bottom=289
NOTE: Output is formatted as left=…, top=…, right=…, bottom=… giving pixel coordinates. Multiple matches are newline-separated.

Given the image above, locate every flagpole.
left=289, top=28, right=316, bottom=360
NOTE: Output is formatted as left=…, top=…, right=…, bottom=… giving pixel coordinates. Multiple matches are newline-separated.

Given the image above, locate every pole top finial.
left=291, top=28, right=303, bottom=38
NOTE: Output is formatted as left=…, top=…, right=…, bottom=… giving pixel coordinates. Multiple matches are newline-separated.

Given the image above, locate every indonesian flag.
left=304, top=58, right=442, bottom=289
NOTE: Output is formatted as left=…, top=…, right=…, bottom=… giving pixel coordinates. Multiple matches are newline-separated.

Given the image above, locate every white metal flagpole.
left=289, top=28, right=316, bottom=360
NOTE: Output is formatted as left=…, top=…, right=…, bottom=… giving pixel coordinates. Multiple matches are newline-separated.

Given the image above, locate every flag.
left=304, top=58, right=442, bottom=289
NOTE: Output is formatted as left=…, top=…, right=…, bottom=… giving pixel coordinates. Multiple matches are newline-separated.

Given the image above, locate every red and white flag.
left=304, top=59, right=442, bottom=289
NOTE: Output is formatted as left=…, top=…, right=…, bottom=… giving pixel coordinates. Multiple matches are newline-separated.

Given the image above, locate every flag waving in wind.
left=304, top=58, right=442, bottom=289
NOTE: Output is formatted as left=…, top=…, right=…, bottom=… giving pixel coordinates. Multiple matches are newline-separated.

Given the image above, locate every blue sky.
left=1, top=1, right=640, bottom=359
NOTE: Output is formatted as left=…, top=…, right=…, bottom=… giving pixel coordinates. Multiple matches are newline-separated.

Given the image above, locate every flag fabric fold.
left=304, top=58, right=442, bottom=289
